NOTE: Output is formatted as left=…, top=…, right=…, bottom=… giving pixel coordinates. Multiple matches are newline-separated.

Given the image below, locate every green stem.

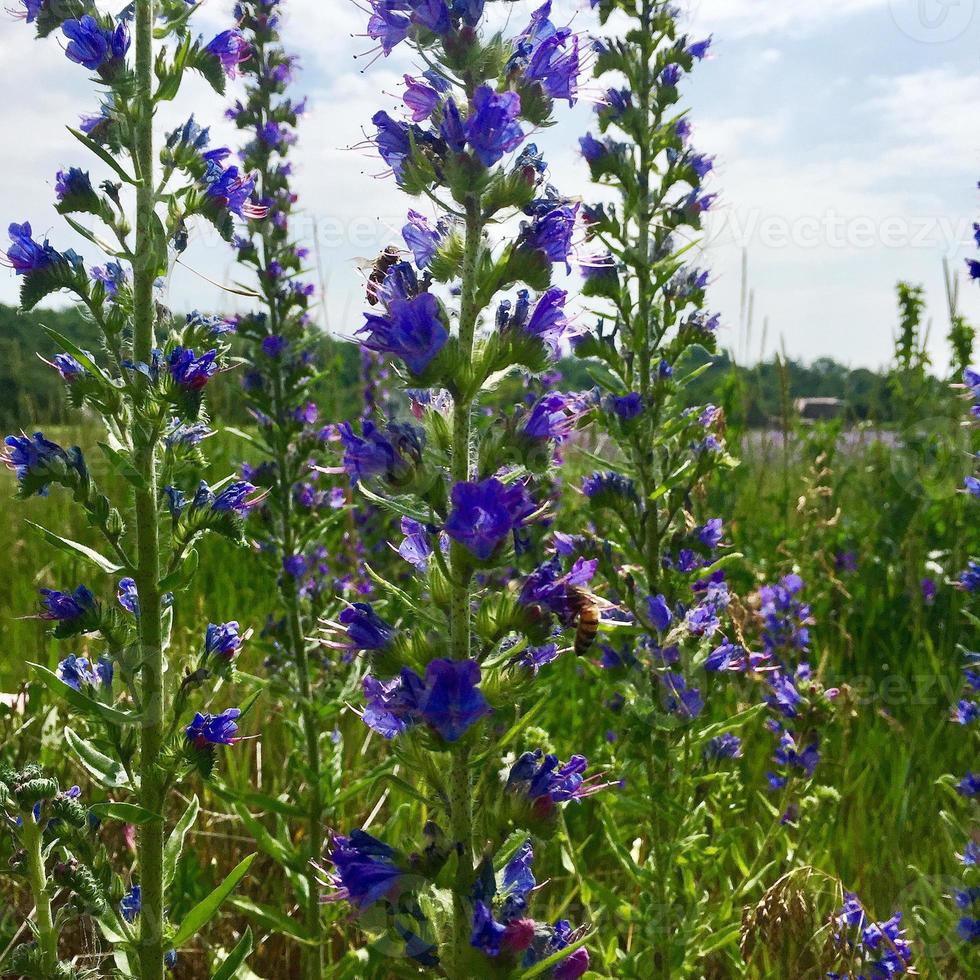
left=445, top=194, right=482, bottom=979
left=273, top=370, right=324, bottom=980
left=22, top=816, right=58, bottom=975
left=133, top=4, right=166, bottom=980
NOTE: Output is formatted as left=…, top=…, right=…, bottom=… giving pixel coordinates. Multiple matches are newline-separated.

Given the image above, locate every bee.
left=568, top=587, right=613, bottom=656
left=358, top=246, right=401, bottom=305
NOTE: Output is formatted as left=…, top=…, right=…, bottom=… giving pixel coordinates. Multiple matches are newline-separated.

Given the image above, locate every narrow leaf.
left=26, top=522, right=123, bottom=575
left=30, top=664, right=139, bottom=728
left=171, top=853, right=256, bottom=946
left=89, top=801, right=159, bottom=824
left=64, top=726, right=132, bottom=789
left=67, top=127, right=139, bottom=185
left=210, top=926, right=254, bottom=980
left=164, top=795, right=199, bottom=891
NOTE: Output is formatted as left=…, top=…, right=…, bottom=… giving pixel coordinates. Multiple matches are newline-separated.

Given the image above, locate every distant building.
left=794, top=397, right=843, bottom=421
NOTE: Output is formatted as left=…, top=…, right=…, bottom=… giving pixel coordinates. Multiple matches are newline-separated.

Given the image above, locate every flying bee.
left=357, top=246, right=402, bottom=305
left=568, top=587, right=618, bottom=656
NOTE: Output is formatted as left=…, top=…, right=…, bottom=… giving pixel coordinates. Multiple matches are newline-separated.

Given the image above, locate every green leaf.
left=26, top=521, right=123, bottom=575
left=164, top=795, right=200, bottom=891
left=97, top=443, right=147, bottom=490
left=210, top=926, right=254, bottom=980
left=67, top=127, right=139, bottom=185
left=232, top=803, right=295, bottom=868
left=227, top=896, right=316, bottom=944
left=30, top=664, right=139, bottom=728
left=64, top=726, right=132, bottom=789
left=89, top=801, right=159, bottom=824
left=42, top=328, right=117, bottom=387
left=171, top=853, right=256, bottom=947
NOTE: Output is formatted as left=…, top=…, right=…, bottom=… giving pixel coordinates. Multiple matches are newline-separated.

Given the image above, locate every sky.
left=0, top=0, right=977, bottom=370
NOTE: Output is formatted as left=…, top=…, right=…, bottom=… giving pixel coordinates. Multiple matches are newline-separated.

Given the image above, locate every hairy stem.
left=133, top=4, right=166, bottom=979
left=22, top=815, right=58, bottom=974
left=445, top=194, right=482, bottom=978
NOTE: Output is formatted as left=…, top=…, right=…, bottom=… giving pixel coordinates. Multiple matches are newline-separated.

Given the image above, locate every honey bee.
left=359, top=245, right=401, bottom=305
left=568, top=587, right=614, bottom=656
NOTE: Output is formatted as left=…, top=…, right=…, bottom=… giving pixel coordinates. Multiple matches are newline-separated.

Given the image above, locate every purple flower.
left=659, top=672, right=703, bottom=718
left=202, top=160, right=266, bottom=219
left=337, top=603, right=397, bottom=651
left=366, top=2, right=411, bottom=56
left=402, top=210, right=443, bottom=268
left=959, top=561, right=980, bottom=593
left=660, top=63, right=682, bottom=86
left=2, top=431, right=75, bottom=494
left=507, top=749, right=610, bottom=810
left=398, top=517, right=434, bottom=571
left=362, top=658, right=491, bottom=742
left=956, top=771, right=980, bottom=797
left=211, top=481, right=261, bottom=516
left=464, top=86, right=525, bottom=166
left=321, top=830, right=403, bottom=908
left=185, top=708, right=241, bottom=747
left=525, top=30, right=581, bottom=105
left=62, top=16, right=130, bottom=72
left=168, top=347, right=219, bottom=391
left=953, top=699, right=979, bottom=725
left=581, top=470, right=638, bottom=505
left=698, top=518, right=723, bottom=550
left=522, top=286, right=579, bottom=354
left=14, top=1, right=43, bottom=24
left=445, top=478, right=537, bottom=559
left=3, top=222, right=57, bottom=275
left=921, top=576, right=937, bottom=605
left=521, top=202, right=579, bottom=271
left=646, top=594, right=672, bottom=632
left=118, top=577, right=139, bottom=615
left=205, top=30, right=251, bottom=78
left=519, top=556, right=597, bottom=624
left=402, top=74, right=441, bottom=121
left=703, top=733, right=742, bottom=760
left=54, top=167, right=94, bottom=203
left=39, top=585, right=95, bottom=622
left=965, top=475, right=980, bottom=497
left=57, top=655, right=96, bottom=691
left=205, top=622, right=243, bottom=660
left=358, top=292, right=448, bottom=375
left=522, top=392, right=580, bottom=442
left=686, top=35, right=712, bottom=60
left=120, top=885, right=141, bottom=924
left=338, top=420, right=424, bottom=483
left=283, top=554, right=309, bottom=578
left=609, top=392, right=643, bottom=419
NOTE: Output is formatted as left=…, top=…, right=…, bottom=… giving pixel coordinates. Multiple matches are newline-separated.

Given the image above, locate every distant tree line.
left=0, top=302, right=954, bottom=430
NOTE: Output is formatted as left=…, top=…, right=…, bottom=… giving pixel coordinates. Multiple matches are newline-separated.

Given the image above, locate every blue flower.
left=2, top=431, right=74, bottom=494
left=402, top=210, right=444, bottom=268
left=205, top=30, right=251, bottom=78
left=3, top=222, right=58, bottom=275
left=185, top=708, right=242, bottom=747
left=54, top=167, right=94, bottom=203
left=322, top=830, right=403, bottom=908
left=398, top=517, right=434, bottom=571
left=686, top=35, right=712, bottom=60
left=362, top=658, right=491, bottom=742
left=507, top=750, right=608, bottom=807
left=402, top=75, right=441, bottom=121
left=703, top=733, right=742, bottom=760
left=210, top=480, right=261, bottom=516
left=117, top=577, right=139, bottom=615
left=14, top=1, right=43, bottom=24
left=525, top=30, right=581, bottom=105
left=609, top=392, right=643, bottom=419
left=956, top=771, right=980, bottom=797
left=646, top=594, right=672, bottom=632
left=959, top=560, right=980, bottom=593
left=519, top=556, right=597, bottom=625
left=445, top=478, right=537, bottom=559
left=366, top=2, right=411, bottom=56
left=202, top=159, right=265, bottom=219
left=659, top=672, right=703, bottom=718
left=49, top=352, right=85, bottom=381
left=337, top=603, right=397, bottom=651
left=660, top=63, right=682, bottom=86
left=522, top=392, right=580, bottom=442
left=120, top=885, right=141, bottom=924
left=92, top=261, right=128, bottom=296
left=518, top=286, right=580, bottom=355
left=205, top=622, right=243, bottom=660
left=464, top=86, right=524, bottom=166
left=520, top=202, right=579, bottom=271
left=338, top=420, right=425, bottom=483
left=698, top=518, right=723, bottom=549
left=62, top=16, right=130, bottom=72
left=39, top=585, right=95, bottom=622
left=57, top=655, right=96, bottom=691
left=358, top=292, right=448, bottom=375
left=168, top=347, right=219, bottom=391
left=582, top=470, right=638, bottom=505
